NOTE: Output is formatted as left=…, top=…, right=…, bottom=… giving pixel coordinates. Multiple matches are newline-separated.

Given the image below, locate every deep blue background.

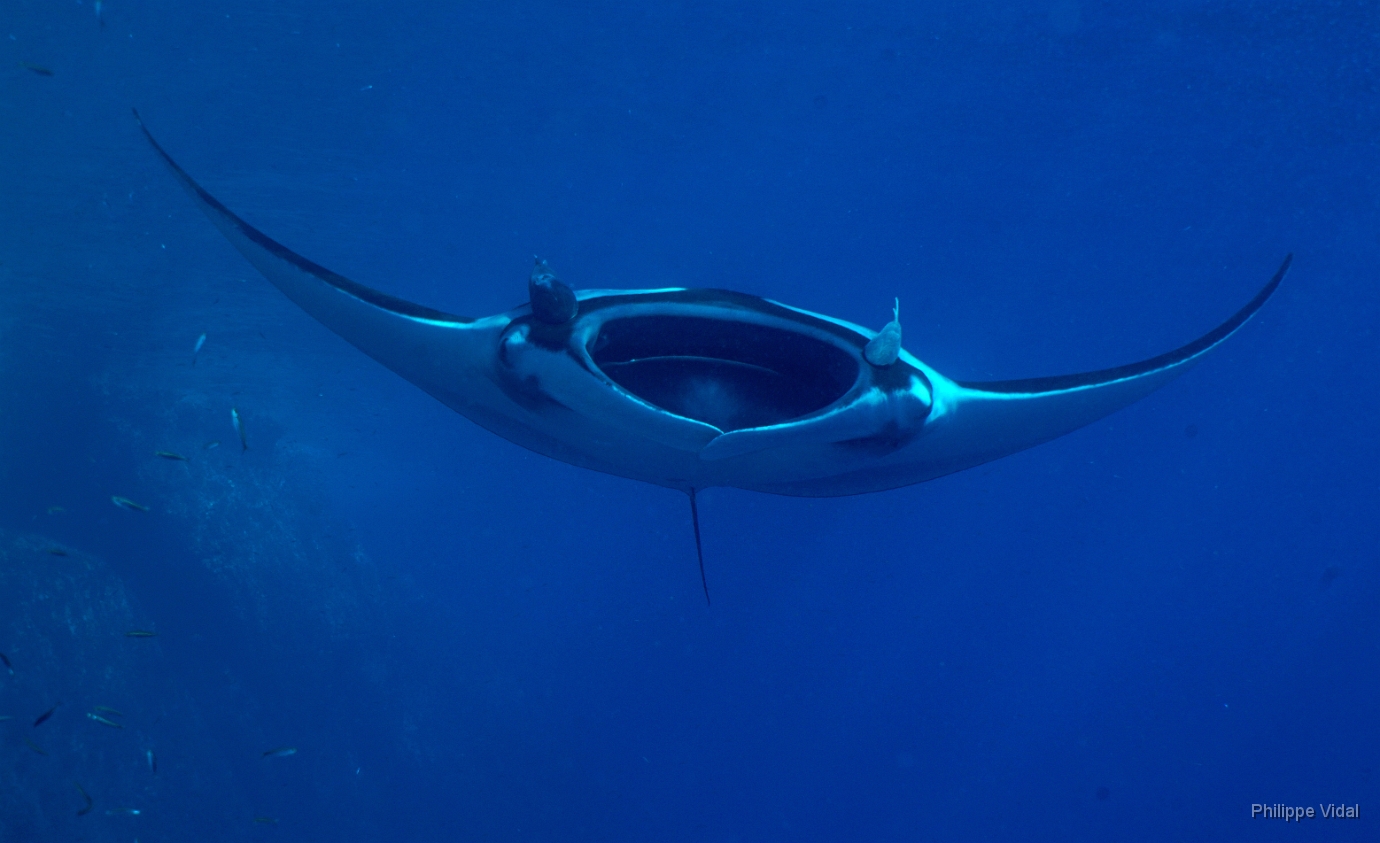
left=1, top=1, right=1376, bottom=840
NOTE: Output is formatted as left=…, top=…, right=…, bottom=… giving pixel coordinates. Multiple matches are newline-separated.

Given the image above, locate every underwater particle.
left=0, top=652, right=12, bottom=673
left=254, top=816, right=279, bottom=824
left=47, top=547, right=68, bottom=556
left=147, top=749, right=157, bottom=774
left=1319, top=564, right=1342, bottom=589
left=812, top=93, right=827, bottom=109
left=204, top=439, right=221, bottom=449
left=24, top=736, right=47, bottom=755
left=125, top=630, right=158, bottom=638
left=18, top=61, right=53, bottom=76
left=261, top=746, right=297, bottom=758
left=1096, top=786, right=1110, bottom=801
left=1184, top=423, right=1198, bottom=438
left=155, top=450, right=188, bottom=461
left=87, top=712, right=124, bottom=729
left=231, top=407, right=248, bottom=450
left=75, top=783, right=93, bottom=816
left=33, top=703, right=59, bottom=727
left=111, top=496, right=149, bottom=512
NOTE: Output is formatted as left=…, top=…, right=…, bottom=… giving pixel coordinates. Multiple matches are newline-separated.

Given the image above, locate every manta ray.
left=135, top=112, right=1288, bottom=601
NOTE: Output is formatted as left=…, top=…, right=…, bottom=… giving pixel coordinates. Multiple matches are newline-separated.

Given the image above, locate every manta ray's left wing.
left=761, top=255, right=1290, bottom=496
left=920, top=255, right=1290, bottom=480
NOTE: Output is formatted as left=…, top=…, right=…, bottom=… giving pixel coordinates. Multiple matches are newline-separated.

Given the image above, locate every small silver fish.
left=261, top=746, right=297, bottom=758
left=105, top=807, right=140, bottom=816
left=193, top=332, right=206, bottom=365
left=87, top=712, right=124, bottom=729
left=75, top=783, right=93, bottom=816
left=146, top=749, right=157, bottom=774
left=231, top=408, right=248, bottom=451
left=34, top=704, right=59, bottom=726
left=155, top=450, right=188, bottom=461
left=111, top=496, right=149, bottom=512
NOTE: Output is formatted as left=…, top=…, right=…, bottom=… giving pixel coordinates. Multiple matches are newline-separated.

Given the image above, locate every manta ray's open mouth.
left=590, top=315, right=858, bottom=432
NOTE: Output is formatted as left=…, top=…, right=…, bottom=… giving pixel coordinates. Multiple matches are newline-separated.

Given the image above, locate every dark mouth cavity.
left=591, top=315, right=858, bottom=432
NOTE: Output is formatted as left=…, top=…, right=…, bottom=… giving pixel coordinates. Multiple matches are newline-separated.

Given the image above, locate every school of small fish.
left=0, top=326, right=296, bottom=825
left=2, top=647, right=300, bottom=820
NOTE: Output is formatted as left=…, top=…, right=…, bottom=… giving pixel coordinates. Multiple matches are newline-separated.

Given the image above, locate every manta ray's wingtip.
left=130, top=108, right=196, bottom=188
left=1258, top=252, right=1291, bottom=304
left=131, top=107, right=156, bottom=144
left=135, top=110, right=476, bottom=328
left=1272, top=253, right=1293, bottom=295
left=961, top=254, right=1291, bottom=396
left=1207, top=251, right=1291, bottom=347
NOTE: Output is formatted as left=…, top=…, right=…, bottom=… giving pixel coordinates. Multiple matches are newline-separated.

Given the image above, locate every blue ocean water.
left=1, top=1, right=1376, bottom=840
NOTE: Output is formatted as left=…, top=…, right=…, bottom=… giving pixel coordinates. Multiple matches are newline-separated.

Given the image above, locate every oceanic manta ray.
left=135, top=112, right=1288, bottom=600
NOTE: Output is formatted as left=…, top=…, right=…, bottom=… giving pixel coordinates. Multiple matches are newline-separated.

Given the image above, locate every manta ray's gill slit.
left=589, top=315, right=857, bottom=432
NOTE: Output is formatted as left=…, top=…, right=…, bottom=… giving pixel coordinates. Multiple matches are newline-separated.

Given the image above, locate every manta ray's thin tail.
left=688, top=489, right=710, bottom=606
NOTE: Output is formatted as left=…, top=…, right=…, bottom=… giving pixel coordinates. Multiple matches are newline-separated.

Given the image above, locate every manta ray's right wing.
left=133, top=111, right=525, bottom=427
